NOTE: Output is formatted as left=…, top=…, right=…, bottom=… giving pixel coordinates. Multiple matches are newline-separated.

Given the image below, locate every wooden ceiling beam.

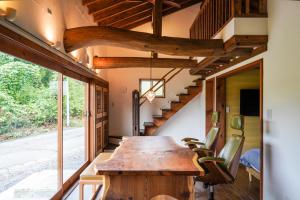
left=92, top=0, right=200, bottom=29
left=189, top=35, right=268, bottom=75
left=96, top=2, right=151, bottom=24
left=126, top=0, right=201, bottom=29
left=93, top=57, right=198, bottom=69
left=87, top=0, right=125, bottom=15
left=64, top=26, right=224, bottom=56
left=189, top=48, right=253, bottom=74
left=153, top=0, right=163, bottom=36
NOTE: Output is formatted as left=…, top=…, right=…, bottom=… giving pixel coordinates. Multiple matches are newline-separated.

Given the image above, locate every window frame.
left=0, top=24, right=108, bottom=200
left=139, top=78, right=166, bottom=98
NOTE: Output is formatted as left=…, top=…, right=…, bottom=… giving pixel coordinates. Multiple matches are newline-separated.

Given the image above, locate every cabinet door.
left=103, top=120, right=109, bottom=147
left=96, top=122, right=103, bottom=153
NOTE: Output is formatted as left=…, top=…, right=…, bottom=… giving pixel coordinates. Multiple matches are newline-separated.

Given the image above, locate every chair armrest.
left=192, top=147, right=212, bottom=153
left=185, top=141, right=205, bottom=146
left=198, top=157, right=225, bottom=164
left=181, top=137, right=199, bottom=142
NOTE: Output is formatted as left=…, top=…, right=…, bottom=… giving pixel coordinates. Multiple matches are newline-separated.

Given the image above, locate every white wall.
left=104, top=4, right=206, bottom=140
left=106, top=68, right=201, bottom=137
left=203, top=1, right=300, bottom=199
left=156, top=91, right=206, bottom=145
left=0, top=0, right=107, bottom=79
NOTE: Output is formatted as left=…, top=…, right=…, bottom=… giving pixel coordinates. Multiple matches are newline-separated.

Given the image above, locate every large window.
left=139, top=79, right=165, bottom=98
left=0, top=51, right=88, bottom=199
left=63, top=77, right=88, bottom=181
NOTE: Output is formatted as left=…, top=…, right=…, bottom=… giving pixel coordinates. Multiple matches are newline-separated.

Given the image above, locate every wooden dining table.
left=95, top=136, right=204, bottom=200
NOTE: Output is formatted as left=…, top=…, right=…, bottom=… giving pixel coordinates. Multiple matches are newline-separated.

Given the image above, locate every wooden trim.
left=259, top=59, right=264, bottom=200
left=57, top=74, right=64, bottom=190
left=215, top=59, right=264, bottom=200
left=0, top=24, right=108, bottom=87
left=89, top=81, right=97, bottom=161
left=216, top=59, right=262, bottom=78
left=205, top=78, right=215, bottom=135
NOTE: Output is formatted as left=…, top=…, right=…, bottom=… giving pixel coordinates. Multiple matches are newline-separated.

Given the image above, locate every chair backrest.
left=204, top=112, right=220, bottom=149
left=217, top=115, right=245, bottom=178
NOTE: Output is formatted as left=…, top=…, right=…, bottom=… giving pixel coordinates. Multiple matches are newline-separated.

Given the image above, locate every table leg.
left=102, top=175, right=194, bottom=200
left=79, top=182, right=84, bottom=200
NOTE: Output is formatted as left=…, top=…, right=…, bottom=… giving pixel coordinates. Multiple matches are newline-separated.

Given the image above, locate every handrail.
left=140, top=68, right=177, bottom=98
left=190, top=0, right=267, bottom=40
left=139, top=68, right=184, bottom=106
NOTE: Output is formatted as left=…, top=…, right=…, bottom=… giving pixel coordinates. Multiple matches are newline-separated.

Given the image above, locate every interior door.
left=205, top=79, right=215, bottom=135
left=216, top=78, right=226, bottom=154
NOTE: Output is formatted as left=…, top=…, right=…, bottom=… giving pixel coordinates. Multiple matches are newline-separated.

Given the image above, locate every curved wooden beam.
left=93, top=57, right=198, bottom=69
left=63, top=26, right=224, bottom=57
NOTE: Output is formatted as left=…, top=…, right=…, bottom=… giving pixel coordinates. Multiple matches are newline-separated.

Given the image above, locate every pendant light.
left=145, top=52, right=156, bottom=103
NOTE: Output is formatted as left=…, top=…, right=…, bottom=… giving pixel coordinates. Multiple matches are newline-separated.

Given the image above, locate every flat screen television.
left=240, top=89, right=260, bottom=116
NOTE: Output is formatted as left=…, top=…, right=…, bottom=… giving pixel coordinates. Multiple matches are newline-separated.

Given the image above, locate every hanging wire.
left=150, top=51, right=153, bottom=88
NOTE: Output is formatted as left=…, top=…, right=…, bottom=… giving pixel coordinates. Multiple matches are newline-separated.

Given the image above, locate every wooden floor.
left=195, top=167, right=260, bottom=200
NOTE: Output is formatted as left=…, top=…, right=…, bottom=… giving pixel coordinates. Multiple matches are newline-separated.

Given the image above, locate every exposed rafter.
left=93, top=57, right=197, bottom=69
left=63, top=26, right=224, bottom=56
left=96, top=3, right=151, bottom=25
left=83, top=0, right=201, bottom=29
left=87, top=0, right=125, bottom=15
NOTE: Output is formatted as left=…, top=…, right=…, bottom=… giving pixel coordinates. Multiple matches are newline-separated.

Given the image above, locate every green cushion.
left=211, top=111, right=219, bottom=125
left=218, top=133, right=243, bottom=169
left=205, top=127, right=219, bottom=149
left=230, top=115, right=244, bottom=131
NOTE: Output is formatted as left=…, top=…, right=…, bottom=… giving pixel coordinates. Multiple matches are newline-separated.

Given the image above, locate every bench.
left=79, top=152, right=112, bottom=200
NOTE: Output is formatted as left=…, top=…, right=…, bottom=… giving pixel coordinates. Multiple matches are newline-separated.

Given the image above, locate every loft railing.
left=190, top=0, right=267, bottom=40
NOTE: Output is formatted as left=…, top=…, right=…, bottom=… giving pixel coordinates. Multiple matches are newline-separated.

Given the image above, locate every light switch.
left=226, top=106, right=230, bottom=113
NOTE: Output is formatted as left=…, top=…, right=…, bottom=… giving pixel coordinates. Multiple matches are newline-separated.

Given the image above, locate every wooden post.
left=132, top=90, right=140, bottom=136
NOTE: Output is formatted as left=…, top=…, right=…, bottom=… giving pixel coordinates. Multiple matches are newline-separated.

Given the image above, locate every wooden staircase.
left=141, top=78, right=203, bottom=136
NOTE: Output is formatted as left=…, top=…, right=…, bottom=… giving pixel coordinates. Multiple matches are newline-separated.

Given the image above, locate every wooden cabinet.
left=95, top=85, right=109, bottom=154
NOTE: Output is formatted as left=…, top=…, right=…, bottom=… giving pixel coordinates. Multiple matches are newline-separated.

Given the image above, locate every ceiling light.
left=0, top=7, right=17, bottom=22
left=146, top=52, right=156, bottom=103
left=145, top=90, right=156, bottom=103
left=235, top=56, right=240, bottom=59
left=230, top=59, right=234, bottom=62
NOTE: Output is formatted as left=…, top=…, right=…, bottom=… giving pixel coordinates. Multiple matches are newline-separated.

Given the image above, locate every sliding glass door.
left=0, top=51, right=89, bottom=199
left=63, top=76, right=88, bottom=182
left=0, top=52, right=60, bottom=199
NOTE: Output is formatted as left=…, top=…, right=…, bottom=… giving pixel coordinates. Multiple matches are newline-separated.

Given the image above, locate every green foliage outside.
left=0, top=52, right=85, bottom=139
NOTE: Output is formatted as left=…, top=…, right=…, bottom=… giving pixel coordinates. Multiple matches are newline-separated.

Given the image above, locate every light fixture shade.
left=146, top=90, right=156, bottom=103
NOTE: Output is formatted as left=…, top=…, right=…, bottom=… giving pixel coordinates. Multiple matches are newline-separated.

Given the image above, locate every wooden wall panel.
left=225, top=69, right=260, bottom=153
left=205, top=79, right=215, bottom=135
left=216, top=78, right=226, bottom=154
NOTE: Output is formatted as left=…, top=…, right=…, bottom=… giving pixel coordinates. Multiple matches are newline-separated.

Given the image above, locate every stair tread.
left=144, top=122, right=155, bottom=127
left=171, top=101, right=181, bottom=104
left=161, top=108, right=172, bottom=111
left=185, top=85, right=199, bottom=89
left=193, top=77, right=204, bottom=82
left=153, top=115, right=164, bottom=118
left=176, top=93, right=190, bottom=96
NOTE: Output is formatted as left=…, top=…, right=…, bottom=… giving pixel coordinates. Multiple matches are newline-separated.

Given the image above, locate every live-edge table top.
left=95, top=136, right=204, bottom=176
